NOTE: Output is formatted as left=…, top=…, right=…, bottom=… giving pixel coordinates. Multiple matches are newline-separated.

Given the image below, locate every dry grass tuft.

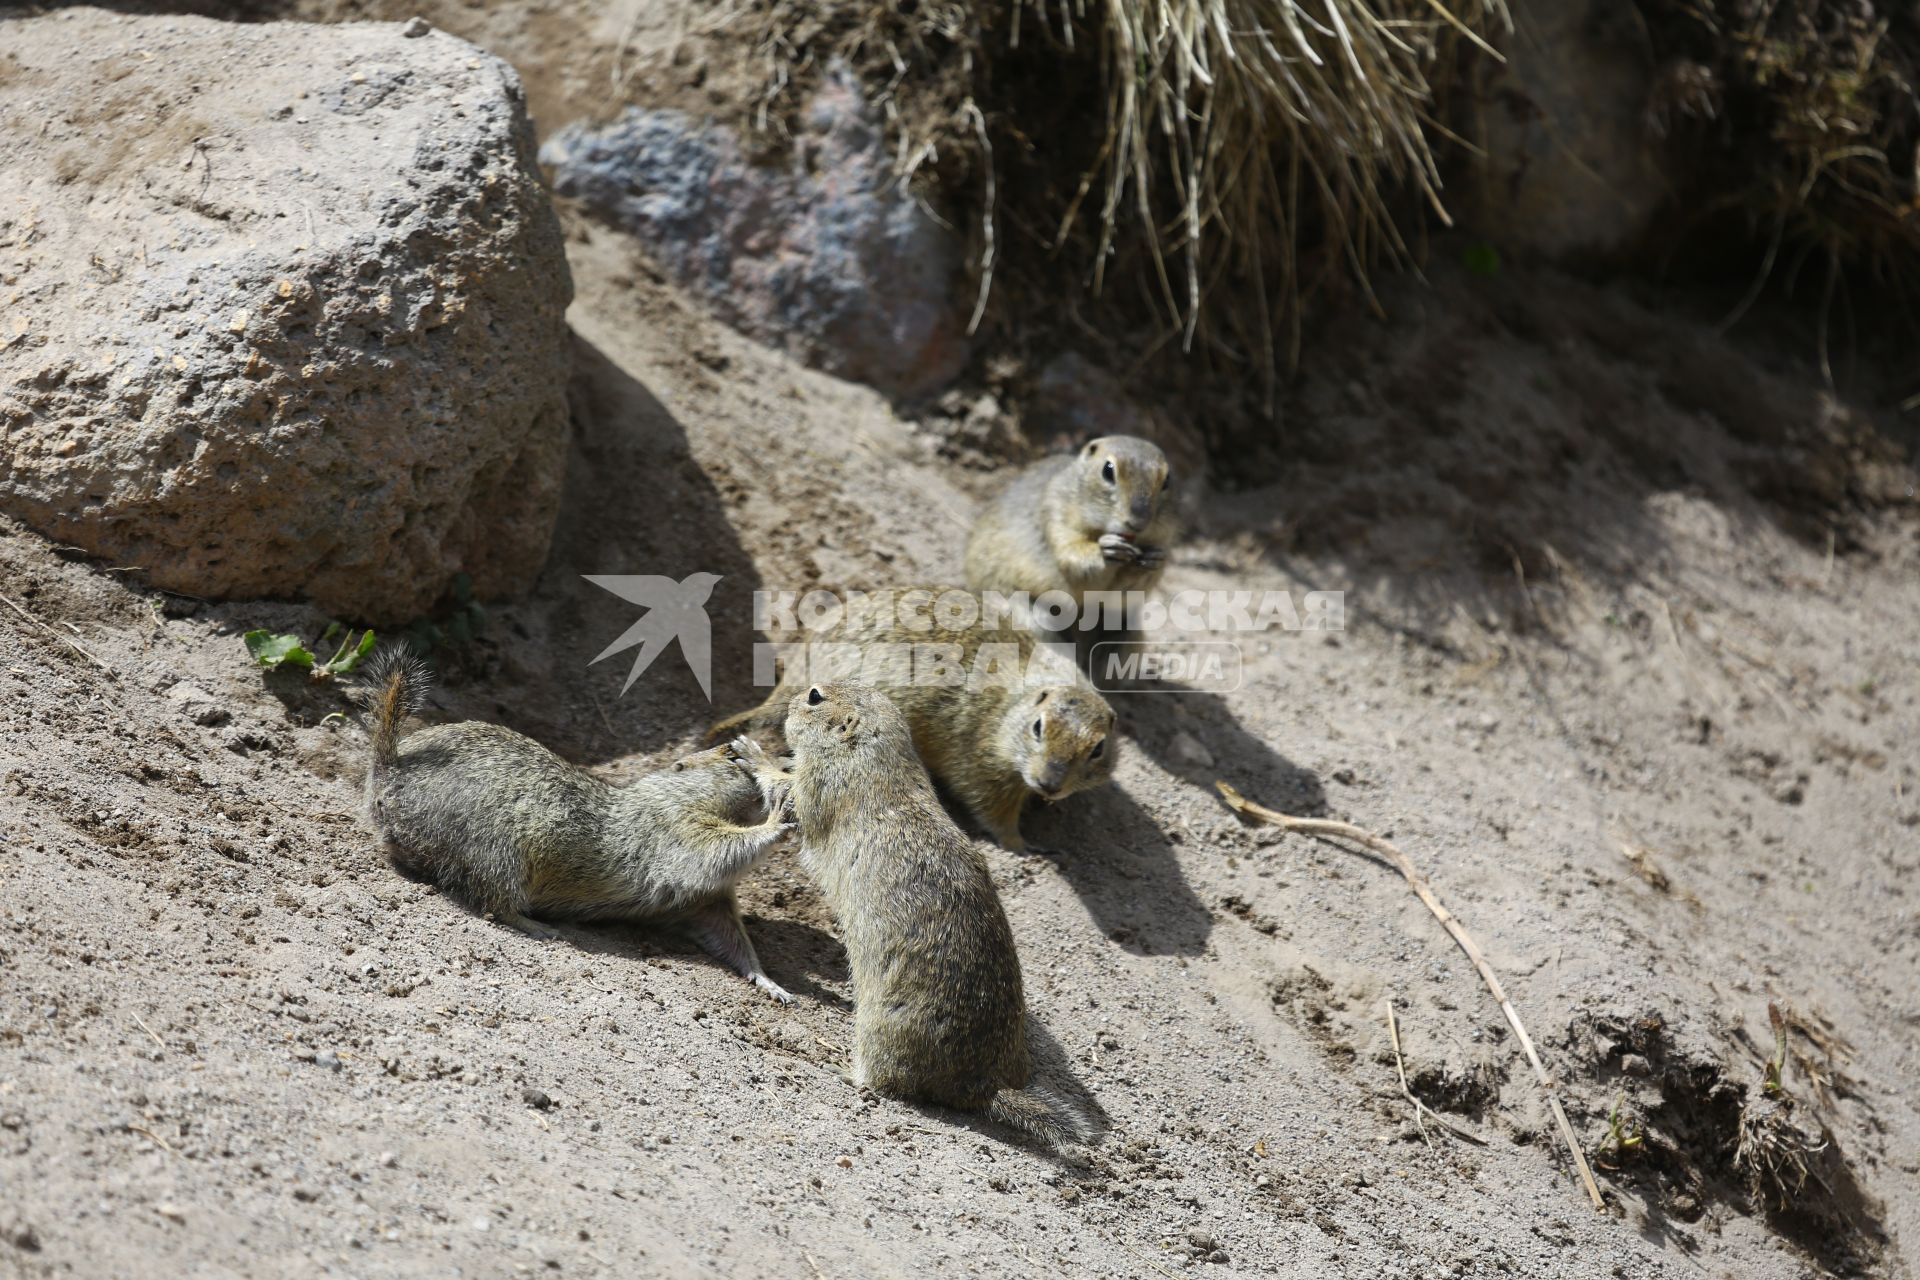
left=736, top=0, right=1510, bottom=395
left=1733, top=1093, right=1827, bottom=1209
left=1641, top=1, right=1920, bottom=369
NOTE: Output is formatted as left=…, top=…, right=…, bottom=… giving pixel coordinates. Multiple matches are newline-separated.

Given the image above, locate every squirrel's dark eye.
left=1032, top=719, right=1044, bottom=739
left=1090, top=738, right=1106, bottom=760
left=1162, top=469, right=1172, bottom=490
left=1101, top=459, right=1116, bottom=484
left=807, top=687, right=824, bottom=706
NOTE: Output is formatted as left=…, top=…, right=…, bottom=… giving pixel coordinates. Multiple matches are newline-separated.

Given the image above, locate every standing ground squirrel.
left=784, top=682, right=1102, bottom=1153
left=964, top=435, right=1177, bottom=616
left=362, top=651, right=795, bottom=1002
left=707, top=590, right=1116, bottom=852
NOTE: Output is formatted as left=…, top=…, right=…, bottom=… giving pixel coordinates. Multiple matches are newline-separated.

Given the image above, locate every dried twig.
left=0, top=591, right=117, bottom=679
left=1385, top=1003, right=1486, bottom=1147
left=126, top=1124, right=174, bottom=1154
left=1216, top=781, right=1605, bottom=1210
left=131, top=1011, right=167, bottom=1053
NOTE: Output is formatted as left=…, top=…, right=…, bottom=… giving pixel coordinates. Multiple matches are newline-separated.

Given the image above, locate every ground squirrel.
left=363, top=652, right=794, bottom=1002
left=964, top=434, right=1176, bottom=617
left=784, top=682, right=1101, bottom=1153
left=707, top=590, right=1116, bottom=852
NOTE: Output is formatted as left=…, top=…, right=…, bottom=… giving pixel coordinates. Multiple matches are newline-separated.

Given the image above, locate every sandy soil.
left=4, top=210, right=1917, bottom=1277
left=5, top=6, right=1920, bottom=1279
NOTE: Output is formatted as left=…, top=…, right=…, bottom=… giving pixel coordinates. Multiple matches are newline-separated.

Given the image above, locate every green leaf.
left=244, top=630, right=314, bottom=669
left=329, top=630, right=378, bottom=675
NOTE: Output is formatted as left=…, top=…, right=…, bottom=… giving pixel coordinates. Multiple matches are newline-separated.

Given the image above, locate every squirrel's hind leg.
left=683, top=898, right=792, bottom=1004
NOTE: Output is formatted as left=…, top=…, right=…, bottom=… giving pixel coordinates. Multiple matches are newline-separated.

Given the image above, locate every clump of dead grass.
left=1733, top=1004, right=1827, bottom=1208
left=734, top=0, right=1511, bottom=397
left=1640, top=1, right=1920, bottom=372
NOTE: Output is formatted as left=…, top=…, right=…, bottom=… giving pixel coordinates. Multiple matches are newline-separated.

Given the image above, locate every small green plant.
left=1603, top=1092, right=1645, bottom=1163
left=244, top=622, right=377, bottom=680
left=1762, top=1002, right=1789, bottom=1097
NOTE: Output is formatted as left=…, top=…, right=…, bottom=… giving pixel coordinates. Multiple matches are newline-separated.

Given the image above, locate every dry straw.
left=1032, top=0, right=1510, bottom=366
left=743, top=0, right=1512, bottom=381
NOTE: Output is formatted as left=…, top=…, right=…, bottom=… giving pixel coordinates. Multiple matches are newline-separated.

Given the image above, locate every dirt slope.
left=2, top=199, right=1916, bottom=1278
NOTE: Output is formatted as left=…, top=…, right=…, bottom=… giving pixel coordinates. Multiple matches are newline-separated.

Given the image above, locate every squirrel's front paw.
left=1098, top=533, right=1142, bottom=564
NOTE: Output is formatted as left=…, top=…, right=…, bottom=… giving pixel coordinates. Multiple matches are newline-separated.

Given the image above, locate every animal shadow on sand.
left=553, top=911, right=850, bottom=1011
left=1021, top=684, right=1324, bottom=957
left=543, top=906, right=1106, bottom=1162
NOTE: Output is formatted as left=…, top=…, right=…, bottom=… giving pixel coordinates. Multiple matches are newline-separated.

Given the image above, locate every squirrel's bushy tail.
left=986, top=1081, right=1104, bottom=1157
left=363, top=647, right=433, bottom=771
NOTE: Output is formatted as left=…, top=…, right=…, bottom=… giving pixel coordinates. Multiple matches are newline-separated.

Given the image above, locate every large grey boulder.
left=542, top=65, right=968, bottom=399
left=0, top=9, right=572, bottom=621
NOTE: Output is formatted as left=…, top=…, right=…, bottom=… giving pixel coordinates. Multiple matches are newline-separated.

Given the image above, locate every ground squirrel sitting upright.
left=362, top=652, right=794, bottom=1002
left=707, top=589, right=1116, bottom=852
left=784, top=683, right=1101, bottom=1153
left=964, top=434, right=1177, bottom=619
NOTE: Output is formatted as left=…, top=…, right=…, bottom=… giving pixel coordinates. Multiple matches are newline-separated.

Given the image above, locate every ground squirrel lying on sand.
left=362, top=652, right=795, bottom=1002
left=707, top=591, right=1116, bottom=852
left=784, top=682, right=1101, bottom=1153
left=964, top=434, right=1176, bottom=616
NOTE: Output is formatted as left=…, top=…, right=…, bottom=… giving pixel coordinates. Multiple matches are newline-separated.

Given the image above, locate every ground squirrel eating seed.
left=707, top=591, right=1116, bottom=852
left=783, top=682, right=1101, bottom=1152
left=362, top=651, right=794, bottom=1002
left=964, top=434, right=1177, bottom=616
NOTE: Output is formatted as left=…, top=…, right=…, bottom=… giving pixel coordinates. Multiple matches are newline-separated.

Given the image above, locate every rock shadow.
left=429, top=331, right=765, bottom=765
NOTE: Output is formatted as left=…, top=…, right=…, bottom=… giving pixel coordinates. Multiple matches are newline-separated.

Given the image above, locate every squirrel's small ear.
left=672, top=760, right=685, bottom=772
left=1082, top=442, right=1098, bottom=457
